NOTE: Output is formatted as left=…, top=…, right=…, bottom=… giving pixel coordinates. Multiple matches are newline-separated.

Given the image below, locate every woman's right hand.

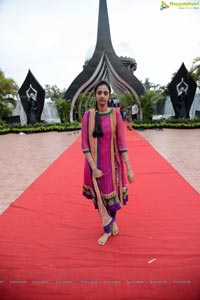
left=127, top=168, right=134, bottom=183
left=93, top=168, right=103, bottom=179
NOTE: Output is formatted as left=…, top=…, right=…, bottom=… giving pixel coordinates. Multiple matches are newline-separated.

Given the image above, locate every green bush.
left=0, top=122, right=81, bottom=135
left=1, top=117, right=200, bottom=135
left=131, top=118, right=200, bottom=130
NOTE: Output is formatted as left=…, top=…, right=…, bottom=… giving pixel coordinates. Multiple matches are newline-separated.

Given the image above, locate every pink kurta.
left=81, top=108, right=128, bottom=213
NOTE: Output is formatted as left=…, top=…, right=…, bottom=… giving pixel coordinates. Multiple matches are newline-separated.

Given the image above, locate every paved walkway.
left=139, top=128, right=200, bottom=194
left=0, top=128, right=199, bottom=214
left=0, top=131, right=80, bottom=214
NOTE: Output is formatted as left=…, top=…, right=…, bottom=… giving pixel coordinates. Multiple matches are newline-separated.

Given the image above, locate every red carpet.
left=0, top=127, right=200, bottom=300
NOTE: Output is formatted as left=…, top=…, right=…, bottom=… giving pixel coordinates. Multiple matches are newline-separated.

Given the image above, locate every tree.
left=45, top=84, right=65, bottom=100
left=118, top=91, right=137, bottom=108
left=155, top=84, right=169, bottom=97
left=118, top=91, right=138, bottom=120
left=74, top=92, right=94, bottom=120
left=139, top=91, right=155, bottom=121
left=84, top=95, right=96, bottom=112
left=0, top=69, right=18, bottom=120
left=74, top=93, right=84, bottom=121
left=55, top=98, right=71, bottom=123
left=189, top=57, right=200, bottom=87
left=142, top=78, right=159, bottom=91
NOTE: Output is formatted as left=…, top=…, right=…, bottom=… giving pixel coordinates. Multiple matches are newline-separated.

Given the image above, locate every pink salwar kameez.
left=81, top=108, right=128, bottom=232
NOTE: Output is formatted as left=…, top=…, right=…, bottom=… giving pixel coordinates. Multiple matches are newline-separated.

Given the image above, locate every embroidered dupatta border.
left=88, top=109, right=112, bottom=227
left=110, top=109, right=123, bottom=207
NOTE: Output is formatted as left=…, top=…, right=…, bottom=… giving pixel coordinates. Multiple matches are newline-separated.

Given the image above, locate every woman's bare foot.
left=111, top=222, right=119, bottom=236
left=98, top=232, right=111, bottom=245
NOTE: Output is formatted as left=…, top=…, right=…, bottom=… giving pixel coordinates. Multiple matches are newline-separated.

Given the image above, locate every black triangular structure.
left=65, top=0, right=144, bottom=120
left=18, top=70, right=45, bottom=124
left=168, top=63, right=197, bottom=118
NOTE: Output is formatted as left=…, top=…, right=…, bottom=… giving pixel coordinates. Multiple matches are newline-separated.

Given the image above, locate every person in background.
left=131, top=104, right=138, bottom=121
left=81, top=80, right=134, bottom=245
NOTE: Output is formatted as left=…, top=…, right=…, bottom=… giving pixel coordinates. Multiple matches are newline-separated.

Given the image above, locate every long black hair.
left=93, top=80, right=111, bottom=138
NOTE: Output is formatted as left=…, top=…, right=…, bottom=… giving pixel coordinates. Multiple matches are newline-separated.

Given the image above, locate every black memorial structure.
left=168, top=63, right=197, bottom=118
left=65, top=0, right=144, bottom=121
left=18, top=70, right=45, bottom=124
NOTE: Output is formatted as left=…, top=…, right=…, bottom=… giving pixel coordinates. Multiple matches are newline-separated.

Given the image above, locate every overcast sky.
left=0, top=0, right=200, bottom=91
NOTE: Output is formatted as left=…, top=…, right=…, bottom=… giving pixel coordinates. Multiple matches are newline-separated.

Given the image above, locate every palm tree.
left=55, top=98, right=71, bottom=123
left=139, top=91, right=155, bottom=121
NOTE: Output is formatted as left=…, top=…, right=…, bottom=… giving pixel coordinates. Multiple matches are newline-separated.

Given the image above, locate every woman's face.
left=95, top=84, right=110, bottom=109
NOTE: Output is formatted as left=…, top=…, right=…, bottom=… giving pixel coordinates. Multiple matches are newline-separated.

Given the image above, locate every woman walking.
left=81, top=80, right=134, bottom=245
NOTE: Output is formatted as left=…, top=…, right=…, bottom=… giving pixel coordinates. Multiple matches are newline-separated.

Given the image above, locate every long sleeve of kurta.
left=81, top=111, right=91, bottom=154
left=116, top=109, right=127, bottom=153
